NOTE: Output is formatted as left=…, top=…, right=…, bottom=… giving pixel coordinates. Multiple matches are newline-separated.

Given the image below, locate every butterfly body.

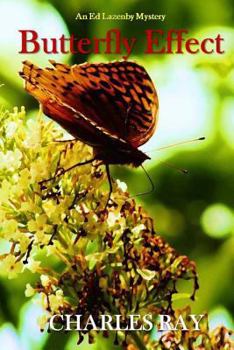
left=20, top=60, right=158, bottom=168
left=93, top=145, right=150, bottom=167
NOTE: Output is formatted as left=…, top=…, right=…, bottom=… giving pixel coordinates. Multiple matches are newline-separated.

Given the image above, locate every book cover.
left=0, top=1, right=233, bottom=349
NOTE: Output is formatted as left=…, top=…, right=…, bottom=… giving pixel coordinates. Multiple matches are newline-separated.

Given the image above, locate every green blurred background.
left=0, top=0, right=233, bottom=349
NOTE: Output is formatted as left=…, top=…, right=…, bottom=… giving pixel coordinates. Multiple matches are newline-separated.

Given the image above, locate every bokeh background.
left=0, top=0, right=233, bottom=349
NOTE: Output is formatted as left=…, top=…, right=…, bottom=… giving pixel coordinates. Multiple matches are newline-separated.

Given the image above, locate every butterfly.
left=19, top=60, right=159, bottom=204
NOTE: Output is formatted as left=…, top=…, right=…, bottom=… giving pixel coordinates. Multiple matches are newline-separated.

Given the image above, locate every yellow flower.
left=0, top=211, right=5, bottom=224
left=42, top=200, right=56, bottom=220
left=132, top=224, right=146, bottom=235
left=5, top=121, right=18, bottom=138
left=25, top=283, right=35, bottom=297
left=26, top=259, right=41, bottom=273
left=116, top=179, right=127, bottom=192
left=27, top=215, right=52, bottom=244
left=28, top=214, right=48, bottom=232
left=0, top=219, right=18, bottom=239
left=0, top=254, right=24, bottom=279
left=49, top=290, right=64, bottom=312
left=107, top=212, right=120, bottom=227
left=35, top=230, right=50, bottom=245
left=19, top=235, right=31, bottom=253
left=40, top=274, right=50, bottom=288
left=20, top=201, right=37, bottom=213
left=24, top=119, right=41, bottom=148
left=37, top=314, right=49, bottom=331
left=0, top=180, right=11, bottom=204
left=30, top=159, right=50, bottom=182
left=0, top=106, right=216, bottom=349
left=0, top=150, right=22, bottom=171
left=18, top=168, right=32, bottom=188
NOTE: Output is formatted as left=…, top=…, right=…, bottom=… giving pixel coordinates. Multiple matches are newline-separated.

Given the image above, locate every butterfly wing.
left=20, top=60, right=158, bottom=148
left=20, top=72, right=149, bottom=166
left=20, top=72, right=124, bottom=147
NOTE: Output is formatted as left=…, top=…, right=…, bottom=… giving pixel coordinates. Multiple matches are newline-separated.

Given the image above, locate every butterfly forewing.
left=22, top=78, right=127, bottom=147
left=71, top=61, right=158, bottom=147
left=20, top=60, right=158, bottom=167
left=21, top=60, right=158, bottom=148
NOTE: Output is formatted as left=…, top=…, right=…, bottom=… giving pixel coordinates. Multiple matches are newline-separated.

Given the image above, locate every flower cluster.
left=0, top=107, right=232, bottom=349
left=128, top=307, right=233, bottom=350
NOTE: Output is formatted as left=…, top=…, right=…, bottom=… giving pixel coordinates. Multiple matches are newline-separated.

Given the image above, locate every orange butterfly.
left=20, top=60, right=159, bottom=202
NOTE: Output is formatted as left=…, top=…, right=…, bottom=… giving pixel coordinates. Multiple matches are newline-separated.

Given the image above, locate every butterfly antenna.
left=160, top=161, right=189, bottom=175
left=146, top=137, right=205, bottom=154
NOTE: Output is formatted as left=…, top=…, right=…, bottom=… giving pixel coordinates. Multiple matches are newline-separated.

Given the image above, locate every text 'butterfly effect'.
left=20, top=60, right=159, bottom=201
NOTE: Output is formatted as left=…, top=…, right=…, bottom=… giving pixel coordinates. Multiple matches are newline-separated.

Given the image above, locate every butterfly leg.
left=105, top=164, right=113, bottom=209
left=130, top=165, right=155, bottom=198
left=39, top=158, right=96, bottom=187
